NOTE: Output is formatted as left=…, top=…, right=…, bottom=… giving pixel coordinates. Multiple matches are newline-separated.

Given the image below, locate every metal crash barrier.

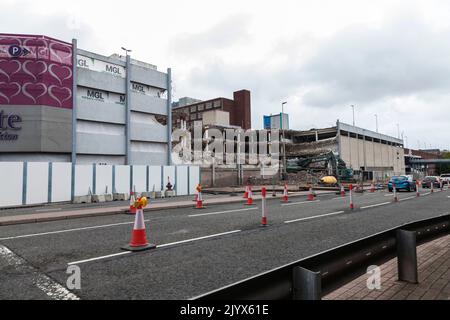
left=193, top=214, right=450, bottom=300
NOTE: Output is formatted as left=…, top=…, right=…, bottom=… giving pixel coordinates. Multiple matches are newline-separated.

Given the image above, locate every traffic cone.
left=243, top=185, right=249, bottom=199
left=122, top=207, right=156, bottom=252
left=340, top=185, right=346, bottom=197
left=196, top=191, right=205, bottom=209
left=129, top=191, right=137, bottom=214
left=393, top=183, right=398, bottom=202
left=246, top=187, right=255, bottom=205
left=431, top=181, right=434, bottom=193
left=416, top=181, right=420, bottom=197
left=261, top=187, right=268, bottom=227
left=282, top=184, right=289, bottom=203
left=370, top=182, right=375, bottom=193
left=349, top=184, right=354, bottom=210
left=307, top=186, right=315, bottom=201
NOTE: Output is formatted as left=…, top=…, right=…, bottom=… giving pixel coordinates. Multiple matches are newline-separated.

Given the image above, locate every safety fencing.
left=0, top=162, right=200, bottom=208
left=193, top=214, right=450, bottom=300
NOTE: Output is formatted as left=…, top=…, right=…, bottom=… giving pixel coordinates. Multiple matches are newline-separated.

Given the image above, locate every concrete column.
left=71, top=39, right=78, bottom=164
left=167, top=68, right=173, bottom=165
left=125, top=55, right=131, bottom=165
left=71, top=39, right=78, bottom=202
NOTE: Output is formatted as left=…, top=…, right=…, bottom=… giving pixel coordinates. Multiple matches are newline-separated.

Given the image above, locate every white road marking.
left=384, top=194, right=394, bottom=197
left=333, top=197, right=346, bottom=200
left=400, top=196, right=416, bottom=202
left=281, top=200, right=321, bottom=207
left=0, top=245, right=79, bottom=300
left=157, top=230, right=241, bottom=248
left=68, top=230, right=242, bottom=266
left=0, top=220, right=143, bottom=241
left=188, top=208, right=258, bottom=218
left=35, top=208, right=62, bottom=212
left=361, top=202, right=391, bottom=209
left=68, top=252, right=131, bottom=266
left=284, top=211, right=344, bottom=224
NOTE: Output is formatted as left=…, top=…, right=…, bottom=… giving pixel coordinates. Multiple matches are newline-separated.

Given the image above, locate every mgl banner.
left=0, top=34, right=74, bottom=109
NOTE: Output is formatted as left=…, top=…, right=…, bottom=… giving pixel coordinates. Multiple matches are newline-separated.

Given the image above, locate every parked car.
left=421, top=176, right=441, bottom=189
left=388, top=175, right=417, bottom=192
left=440, top=173, right=450, bottom=185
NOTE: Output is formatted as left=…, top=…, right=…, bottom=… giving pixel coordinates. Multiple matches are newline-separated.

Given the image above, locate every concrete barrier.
left=113, top=193, right=129, bottom=201
left=92, top=195, right=106, bottom=203
left=165, top=190, right=176, bottom=198
left=104, top=194, right=113, bottom=202
left=73, top=195, right=92, bottom=204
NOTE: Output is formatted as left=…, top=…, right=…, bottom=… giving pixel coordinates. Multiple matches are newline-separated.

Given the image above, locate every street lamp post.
left=375, top=114, right=378, bottom=133
left=281, top=101, right=287, bottom=179
left=351, top=105, right=355, bottom=126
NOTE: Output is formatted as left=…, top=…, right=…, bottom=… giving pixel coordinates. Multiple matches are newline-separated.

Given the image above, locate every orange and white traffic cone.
left=246, top=187, right=255, bottom=205
left=282, top=184, right=289, bottom=203
left=416, top=180, right=420, bottom=197
left=129, top=191, right=137, bottom=214
left=307, top=186, right=315, bottom=201
left=122, top=200, right=156, bottom=252
left=370, top=182, right=375, bottom=193
left=243, top=185, right=249, bottom=199
left=261, top=187, right=268, bottom=227
left=340, top=185, right=346, bottom=197
left=349, top=184, right=354, bottom=210
left=431, top=181, right=434, bottom=193
left=196, top=191, right=205, bottom=209
left=393, top=183, right=398, bottom=202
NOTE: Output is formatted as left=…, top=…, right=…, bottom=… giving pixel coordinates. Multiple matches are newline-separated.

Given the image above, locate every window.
left=206, top=102, right=212, bottom=109
left=214, top=100, right=221, bottom=108
left=190, top=114, right=196, bottom=120
left=190, top=106, right=197, bottom=112
left=198, top=104, right=204, bottom=111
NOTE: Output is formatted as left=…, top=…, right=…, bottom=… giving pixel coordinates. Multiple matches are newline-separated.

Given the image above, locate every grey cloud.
left=299, top=17, right=450, bottom=108
left=168, top=14, right=252, bottom=58
left=0, top=0, right=97, bottom=49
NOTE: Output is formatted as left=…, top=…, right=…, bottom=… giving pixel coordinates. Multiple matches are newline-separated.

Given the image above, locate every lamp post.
left=351, top=105, right=355, bottom=126
left=375, top=114, right=378, bottom=133
left=121, top=47, right=132, bottom=56
left=281, top=101, right=287, bottom=179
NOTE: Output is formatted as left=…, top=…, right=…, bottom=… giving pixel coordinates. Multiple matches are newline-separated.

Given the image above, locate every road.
left=0, top=188, right=448, bottom=299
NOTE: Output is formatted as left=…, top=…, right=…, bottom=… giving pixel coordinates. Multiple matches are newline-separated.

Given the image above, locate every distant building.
left=172, top=97, right=202, bottom=109
left=172, top=90, right=251, bottom=130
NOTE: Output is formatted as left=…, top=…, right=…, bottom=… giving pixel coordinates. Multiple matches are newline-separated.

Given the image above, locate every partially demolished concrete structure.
left=285, top=121, right=405, bottom=182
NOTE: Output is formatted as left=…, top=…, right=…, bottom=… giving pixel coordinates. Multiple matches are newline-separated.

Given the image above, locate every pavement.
left=323, top=233, right=450, bottom=300
left=0, top=187, right=448, bottom=300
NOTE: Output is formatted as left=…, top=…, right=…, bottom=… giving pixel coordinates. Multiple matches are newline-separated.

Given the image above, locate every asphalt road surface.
left=0, top=189, right=448, bottom=299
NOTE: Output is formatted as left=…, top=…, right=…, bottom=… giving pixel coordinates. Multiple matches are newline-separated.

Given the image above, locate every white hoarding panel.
left=132, top=165, right=147, bottom=193
left=115, top=165, right=131, bottom=194
left=96, top=165, right=113, bottom=194
left=75, top=165, right=93, bottom=196
left=176, top=166, right=189, bottom=196
left=26, top=162, right=49, bottom=205
left=52, top=162, right=72, bottom=202
left=189, top=166, right=200, bottom=195
left=0, top=162, right=23, bottom=207
left=149, top=166, right=162, bottom=192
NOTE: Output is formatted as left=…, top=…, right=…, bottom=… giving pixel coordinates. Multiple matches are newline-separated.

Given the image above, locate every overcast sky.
left=1, top=0, right=450, bottom=150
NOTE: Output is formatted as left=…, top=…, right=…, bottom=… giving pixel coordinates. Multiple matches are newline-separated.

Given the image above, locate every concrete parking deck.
left=324, top=233, right=450, bottom=300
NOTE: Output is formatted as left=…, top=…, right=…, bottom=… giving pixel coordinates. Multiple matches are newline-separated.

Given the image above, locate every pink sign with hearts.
left=0, top=34, right=73, bottom=109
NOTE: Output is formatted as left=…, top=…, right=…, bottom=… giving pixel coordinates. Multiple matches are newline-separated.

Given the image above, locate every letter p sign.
left=8, top=45, right=22, bottom=57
